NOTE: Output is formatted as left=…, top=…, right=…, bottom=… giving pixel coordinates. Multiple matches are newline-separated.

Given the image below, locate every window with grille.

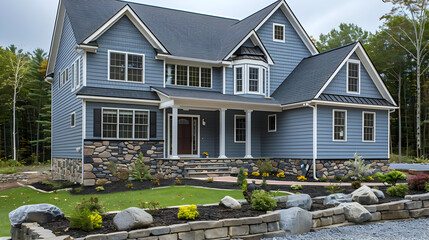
left=109, top=51, right=144, bottom=82
left=273, top=23, right=285, bottom=42
left=363, top=112, right=375, bottom=142
left=347, top=61, right=360, bottom=93
left=102, top=109, right=149, bottom=140
left=268, top=114, right=276, bottom=132
left=333, top=110, right=347, bottom=141
left=234, top=115, right=246, bottom=143
left=234, top=65, right=267, bottom=95
left=235, top=67, right=243, bottom=93
left=249, top=67, right=259, bottom=93
left=165, top=64, right=211, bottom=88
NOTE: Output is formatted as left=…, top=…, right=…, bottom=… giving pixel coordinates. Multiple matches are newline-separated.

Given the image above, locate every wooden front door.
left=178, top=117, right=192, bottom=155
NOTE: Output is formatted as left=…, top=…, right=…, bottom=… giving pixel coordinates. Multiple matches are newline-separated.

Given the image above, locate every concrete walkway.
left=390, top=163, right=429, bottom=171
left=193, top=176, right=385, bottom=186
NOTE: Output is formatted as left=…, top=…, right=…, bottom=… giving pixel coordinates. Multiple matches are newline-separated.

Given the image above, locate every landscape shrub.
left=351, top=181, right=362, bottom=189
left=373, top=171, right=407, bottom=186
left=276, top=172, right=285, bottom=178
left=290, top=185, right=302, bottom=190
left=386, top=183, right=409, bottom=198
left=70, top=198, right=103, bottom=231
left=251, top=190, right=277, bottom=211
left=178, top=205, right=199, bottom=220
left=237, top=168, right=247, bottom=186
left=132, top=153, right=152, bottom=181
left=95, top=186, right=104, bottom=192
left=407, top=174, right=429, bottom=190
left=425, top=183, right=429, bottom=192
left=77, top=197, right=104, bottom=213
left=257, top=159, right=273, bottom=174
left=348, top=153, right=374, bottom=180
left=138, top=201, right=162, bottom=214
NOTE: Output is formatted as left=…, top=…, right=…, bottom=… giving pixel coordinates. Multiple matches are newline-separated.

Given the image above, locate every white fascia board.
left=44, top=77, right=53, bottom=84
left=281, top=101, right=311, bottom=110
left=82, top=5, right=168, bottom=54
left=254, top=0, right=318, bottom=55
left=77, top=95, right=160, bottom=106
left=47, top=0, right=65, bottom=74
left=75, top=44, right=98, bottom=53
left=156, top=54, right=232, bottom=67
left=311, top=100, right=398, bottom=110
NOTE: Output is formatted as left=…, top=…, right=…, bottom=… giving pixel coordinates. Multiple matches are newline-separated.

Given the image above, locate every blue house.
left=46, top=0, right=397, bottom=185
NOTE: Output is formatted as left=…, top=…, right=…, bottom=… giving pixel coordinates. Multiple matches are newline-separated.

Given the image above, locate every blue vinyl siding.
left=323, top=53, right=383, bottom=98
left=225, top=67, right=234, bottom=95
left=257, top=9, right=311, bottom=95
left=261, top=108, right=313, bottom=159
left=52, top=15, right=83, bottom=159
left=317, top=105, right=389, bottom=159
left=85, top=102, right=163, bottom=141
left=86, top=16, right=164, bottom=91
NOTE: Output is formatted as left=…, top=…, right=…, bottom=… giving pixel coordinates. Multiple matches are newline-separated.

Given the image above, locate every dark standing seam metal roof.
left=318, top=94, right=394, bottom=106
left=76, top=87, right=160, bottom=101
left=272, top=43, right=358, bottom=105
left=63, top=0, right=281, bottom=61
left=152, top=87, right=280, bottom=105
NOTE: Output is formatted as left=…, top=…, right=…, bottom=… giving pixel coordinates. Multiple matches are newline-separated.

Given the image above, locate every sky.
left=0, top=0, right=394, bottom=53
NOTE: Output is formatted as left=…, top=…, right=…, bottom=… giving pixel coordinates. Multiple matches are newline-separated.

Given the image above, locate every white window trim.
left=233, top=64, right=268, bottom=96
left=273, top=23, right=285, bottom=43
left=346, top=59, right=361, bottom=94
left=165, top=63, right=213, bottom=89
left=268, top=114, right=277, bottom=132
left=234, top=65, right=245, bottom=94
left=108, top=50, right=145, bottom=83
left=70, top=112, right=76, bottom=128
left=234, top=115, right=246, bottom=143
left=332, top=109, right=347, bottom=142
left=362, top=111, right=376, bottom=143
left=101, top=107, right=150, bottom=140
left=71, top=58, right=81, bottom=92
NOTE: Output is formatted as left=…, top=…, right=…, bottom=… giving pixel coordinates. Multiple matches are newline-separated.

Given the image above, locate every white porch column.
left=218, top=108, right=227, bottom=159
left=171, top=106, right=179, bottom=159
left=244, top=110, right=253, bottom=159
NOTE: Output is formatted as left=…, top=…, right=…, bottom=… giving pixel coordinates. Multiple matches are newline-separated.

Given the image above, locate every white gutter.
left=304, top=102, right=318, bottom=180
left=156, top=53, right=232, bottom=67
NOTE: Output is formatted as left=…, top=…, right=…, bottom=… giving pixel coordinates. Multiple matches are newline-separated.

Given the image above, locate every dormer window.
left=347, top=59, right=360, bottom=94
left=234, top=64, right=268, bottom=96
left=273, top=23, right=285, bottom=42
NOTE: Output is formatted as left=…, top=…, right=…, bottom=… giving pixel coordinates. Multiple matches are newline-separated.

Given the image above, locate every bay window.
left=102, top=108, right=149, bottom=140
left=234, top=64, right=268, bottom=95
left=165, top=64, right=212, bottom=88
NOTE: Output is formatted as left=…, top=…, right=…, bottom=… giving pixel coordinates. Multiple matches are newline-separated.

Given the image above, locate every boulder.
left=276, top=194, right=312, bottom=210
left=275, top=207, right=312, bottom=235
left=323, top=193, right=352, bottom=205
left=339, top=202, right=372, bottom=223
left=351, top=186, right=379, bottom=205
left=9, top=204, right=64, bottom=227
left=371, top=188, right=385, bottom=199
left=219, top=196, right=241, bottom=209
left=113, top=207, right=153, bottom=231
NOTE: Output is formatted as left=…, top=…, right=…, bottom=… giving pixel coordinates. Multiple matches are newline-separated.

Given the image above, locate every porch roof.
left=77, top=86, right=160, bottom=100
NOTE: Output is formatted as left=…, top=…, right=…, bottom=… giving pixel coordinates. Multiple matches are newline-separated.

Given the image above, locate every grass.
left=0, top=166, right=19, bottom=174
left=0, top=186, right=283, bottom=237
left=390, top=154, right=429, bottom=164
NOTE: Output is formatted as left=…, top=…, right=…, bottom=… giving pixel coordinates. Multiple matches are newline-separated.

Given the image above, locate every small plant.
left=407, top=174, right=429, bottom=190
left=251, top=190, right=277, bottom=211
left=107, top=162, right=119, bottom=177
left=324, top=183, right=344, bottom=194
left=74, top=186, right=83, bottom=193
left=132, top=153, right=152, bottom=181
left=334, top=175, right=342, bottom=181
left=260, top=177, right=269, bottom=191
left=96, top=179, right=108, bottom=186
left=387, top=183, right=409, bottom=198
left=425, top=182, right=429, bottom=192
left=237, top=167, right=247, bottom=186
left=276, top=172, right=285, bottom=178
left=70, top=208, right=102, bottom=231
left=347, top=153, right=374, bottom=180
left=258, top=159, right=273, bottom=174
left=242, top=179, right=248, bottom=192
left=297, top=176, right=307, bottom=181
left=341, top=177, right=349, bottom=182
left=262, top=172, right=270, bottom=178
left=138, top=201, right=162, bottom=214
left=152, top=179, right=160, bottom=186
left=373, top=171, right=407, bottom=186
left=290, top=185, right=302, bottom=190
left=95, top=186, right=104, bottom=192
left=178, top=205, right=199, bottom=220
left=252, top=172, right=260, bottom=177
left=207, top=177, right=214, bottom=183
left=174, top=178, right=182, bottom=185
left=351, top=181, right=362, bottom=189
left=318, top=176, right=327, bottom=182
left=126, top=183, right=134, bottom=189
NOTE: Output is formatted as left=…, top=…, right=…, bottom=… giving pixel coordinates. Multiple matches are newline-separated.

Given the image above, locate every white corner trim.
left=332, top=109, right=347, bottom=142
left=83, top=52, right=87, bottom=86
left=273, top=23, right=286, bottom=43
left=83, top=5, right=168, bottom=53
left=223, top=66, right=226, bottom=94
left=82, top=100, right=86, bottom=139
left=362, top=111, right=376, bottom=143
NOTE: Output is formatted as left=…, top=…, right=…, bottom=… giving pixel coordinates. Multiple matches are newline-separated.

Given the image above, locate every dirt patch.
left=0, top=165, right=51, bottom=192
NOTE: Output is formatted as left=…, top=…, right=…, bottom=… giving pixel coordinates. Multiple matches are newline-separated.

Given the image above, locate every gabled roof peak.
left=306, top=42, right=359, bottom=60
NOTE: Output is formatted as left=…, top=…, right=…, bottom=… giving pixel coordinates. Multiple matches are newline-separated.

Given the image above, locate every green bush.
left=373, top=171, right=407, bottom=186
left=95, top=186, right=104, bottom=192
left=257, top=160, right=273, bottom=174
left=237, top=168, right=247, bottom=186
left=386, top=183, right=409, bottom=198
left=290, top=185, right=302, bottom=190
left=251, top=190, right=277, bottom=211
left=351, top=181, right=362, bottom=189
left=178, top=205, right=199, bottom=220
left=76, top=197, right=104, bottom=214
left=70, top=208, right=102, bottom=231
left=347, top=153, right=374, bottom=180
left=425, top=183, right=429, bottom=192
left=132, top=153, right=152, bottom=181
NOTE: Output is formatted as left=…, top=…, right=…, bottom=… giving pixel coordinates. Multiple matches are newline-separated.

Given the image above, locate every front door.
left=178, top=117, right=192, bottom=155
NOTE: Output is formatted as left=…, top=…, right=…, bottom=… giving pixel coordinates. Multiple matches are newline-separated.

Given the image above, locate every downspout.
left=305, top=102, right=318, bottom=180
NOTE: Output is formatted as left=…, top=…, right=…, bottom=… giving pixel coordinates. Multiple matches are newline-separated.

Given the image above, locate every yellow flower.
left=252, top=172, right=260, bottom=176
left=244, top=172, right=248, bottom=176
left=297, top=176, right=307, bottom=181
left=277, top=172, right=285, bottom=178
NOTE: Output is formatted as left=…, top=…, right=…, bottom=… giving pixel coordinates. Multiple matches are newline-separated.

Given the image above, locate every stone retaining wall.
left=52, top=158, right=82, bottom=183
left=11, top=222, right=71, bottom=240
left=311, top=193, right=429, bottom=229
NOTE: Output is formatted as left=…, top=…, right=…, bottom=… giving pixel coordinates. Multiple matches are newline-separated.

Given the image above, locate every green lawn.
left=0, top=186, right=246, bottom=237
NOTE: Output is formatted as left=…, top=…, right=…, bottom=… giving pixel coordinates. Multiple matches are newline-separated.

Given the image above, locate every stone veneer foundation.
left=52, top=158, right=82, bottom=183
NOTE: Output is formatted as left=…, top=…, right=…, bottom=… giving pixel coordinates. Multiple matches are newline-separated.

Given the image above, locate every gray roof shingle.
left=272, top=42, right=358, bottom=105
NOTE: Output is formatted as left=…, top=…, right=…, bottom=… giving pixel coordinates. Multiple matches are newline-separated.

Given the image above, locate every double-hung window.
left=109, top=51, right=144, bottom=83
left=59, top=68, right=69, bottom=88
left=333, top=110, right=347, bottom=141
left=363, top=112, right=375, bottom=142
left=234, top=115, right=246, bottom=143
left=165, top=64, right=212, bottom=88
left=102, top=108, right=149, bottom=140
left=71, top=58, right=80, bottom=91
left=347, top=60, right=360, bottom=94
left=234, top=65, right=268, bottom=95
left=273, top=23, right=285, bottom=42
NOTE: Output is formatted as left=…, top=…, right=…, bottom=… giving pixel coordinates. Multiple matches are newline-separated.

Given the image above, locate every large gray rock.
left=113, top=207, right=153, bottom=231
left=9, top=204, right=64, bottom=227
left=276, top=194, right=312, bottom=210
left=352, top=186, right=379, bottom=205
left=371, top=188, right=385, bottom=199
left=323, top=193, right=353, bottom=205
left=219, top=196, right=241, bottom=209
left=275, top=207, right=312, bottom=235
left=339, top=202, right=372, bottom=223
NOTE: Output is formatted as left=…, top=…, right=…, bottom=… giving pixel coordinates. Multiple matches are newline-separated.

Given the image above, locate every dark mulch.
left=31, top=180, right=80, bottom=191
left=41, top=202, right=287, bottom=238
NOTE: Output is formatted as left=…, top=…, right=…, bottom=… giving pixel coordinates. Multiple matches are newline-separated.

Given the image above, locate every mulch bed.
left=41, top=202, right=287, bottom=238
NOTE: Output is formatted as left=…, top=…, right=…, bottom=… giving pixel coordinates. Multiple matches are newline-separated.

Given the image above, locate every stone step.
left=187, top=171, right=232, bottom=177
left=184, top=167, right=230, bottom=170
